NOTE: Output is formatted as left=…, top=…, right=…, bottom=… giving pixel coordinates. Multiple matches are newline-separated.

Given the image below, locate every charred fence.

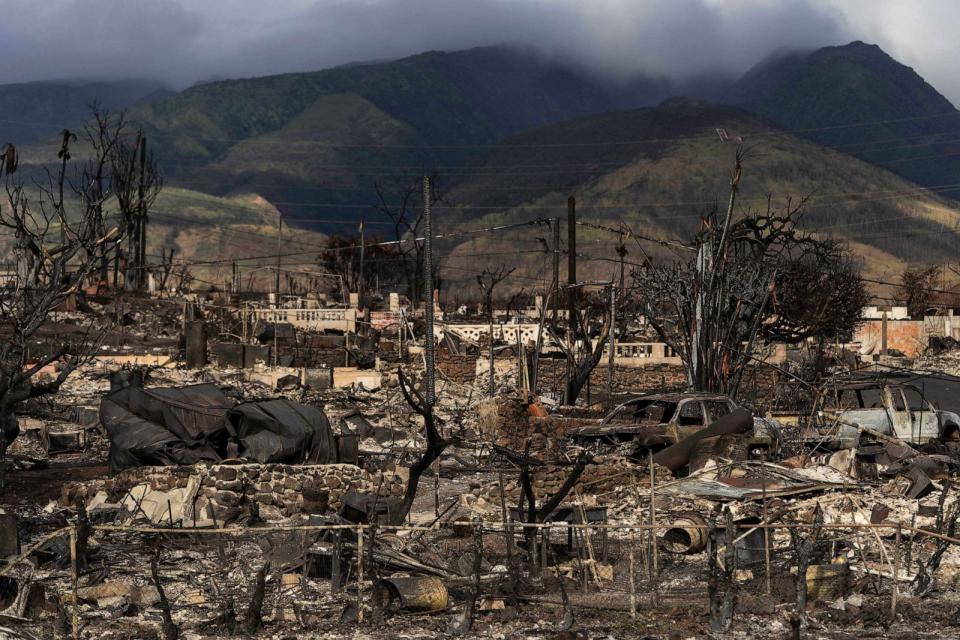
left=3, top=515, right=956, bottom=637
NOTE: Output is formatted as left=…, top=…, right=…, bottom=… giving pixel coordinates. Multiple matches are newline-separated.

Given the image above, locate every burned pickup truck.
left=567, top=392, right=780, bottom=462
left=800, top=381, right=960, bottom=450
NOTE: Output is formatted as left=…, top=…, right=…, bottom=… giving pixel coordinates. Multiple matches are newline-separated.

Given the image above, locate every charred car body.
left=805, top=381, right=960, bottom=450
left=568, top=393, right=780, bottom=462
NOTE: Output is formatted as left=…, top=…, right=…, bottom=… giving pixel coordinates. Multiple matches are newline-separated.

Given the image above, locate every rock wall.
left=537, top=360, right=687, bottom=398
left=436, top=352, right=476, bottom=384
left=63, top=463, right=405, bottom=525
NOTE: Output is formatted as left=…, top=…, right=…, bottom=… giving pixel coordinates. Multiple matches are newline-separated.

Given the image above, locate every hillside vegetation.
left=724, top=41, right=960, bottom=195
left=438, top=101, right=960, bottom=284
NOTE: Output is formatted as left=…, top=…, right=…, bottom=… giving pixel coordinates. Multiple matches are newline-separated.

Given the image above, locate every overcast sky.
left=0, top=0, right=958, bottom=104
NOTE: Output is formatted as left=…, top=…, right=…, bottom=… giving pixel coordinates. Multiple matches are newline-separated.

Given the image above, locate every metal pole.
left=139, top=137, right=148, bottom=290
left=607, top=285, right=615, bottom=407
left=488, top=313, right=495, bottom=397
left=275, top=213, right=283, bottom=302
left=422, top=176, right=436, bottom=406
left=567, top=197, right=577, bottom=338
left=552, top=217, right=560, bottom=324
left=358, top=217, right=365, bottom=310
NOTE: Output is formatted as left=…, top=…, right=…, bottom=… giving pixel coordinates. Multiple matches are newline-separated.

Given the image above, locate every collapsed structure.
left=2, top=150, right=960, bottom=638
left=5, top=280, right=960, bottom=640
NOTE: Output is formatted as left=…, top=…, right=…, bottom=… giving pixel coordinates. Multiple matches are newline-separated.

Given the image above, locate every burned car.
left=568, top=393, right=779, bottom=461
left=804, top=381, right=960, bottom=450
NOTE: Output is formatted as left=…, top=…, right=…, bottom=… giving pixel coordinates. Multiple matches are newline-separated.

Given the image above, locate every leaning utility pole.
left=422, top=176, right=436, bottom=407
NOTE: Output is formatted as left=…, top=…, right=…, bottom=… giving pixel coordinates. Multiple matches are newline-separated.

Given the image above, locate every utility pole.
left=564, top=198, right=577, bottom=405
left=567, top=197, right=577, bottom=338
left=607, top=284, right=616, bottom=407
left=358, top=217, right=365, bottom=310
left=552, top=217, right=560, bottom=324
left=137, top=136, right=147, bottom=291
left=422, top=176, right=436, bottom=407
left=275, top=213, right=282, bottom=304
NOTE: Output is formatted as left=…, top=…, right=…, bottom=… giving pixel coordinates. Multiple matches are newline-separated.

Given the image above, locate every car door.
left=900, top=386, right=940, bottom=444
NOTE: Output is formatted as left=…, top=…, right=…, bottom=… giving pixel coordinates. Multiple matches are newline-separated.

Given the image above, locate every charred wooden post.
left=69, top=528, right=79, bottom=640
left=629, top=533, right=637, bottom=618
left=707, top=518, right=720, bottom=628
left=546, top=522, right=575, bottom=630
left=498, top=469, right=517, bottom=601
left=331, top=530, right=343, bottom=593
left=357, top=525, right=364, bottom=623
left=72, top=496, right=90, bottom=572
left=368, top=523, right=384, bottom=624
left=707, top=511, right=738, bottom=632
left=790, top=505, right=823, bottom=631
left=912, top=481, right=960, bottom=597
left=720, top=511, right=738, bottom=631
left=242, top=562, right=270, bottom=636
left=151, top=550, right=179, bottom=640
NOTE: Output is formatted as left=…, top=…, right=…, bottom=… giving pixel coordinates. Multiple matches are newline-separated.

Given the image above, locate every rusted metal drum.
left=660, top=513, right=708, bottom=554
left=379, top=575, right=449, bottom=612
left=805, top=563, right=849, bottom=602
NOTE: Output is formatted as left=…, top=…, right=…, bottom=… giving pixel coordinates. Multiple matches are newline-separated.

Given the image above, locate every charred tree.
left=391, top=369, right=451, bottom=525
left=630, top=150, right=866, bottom=394
left=552, top=292, right=611, bottom=404
left=0, top=111, right=159, bottom=484
left=373, top=173, right=443, bottom=309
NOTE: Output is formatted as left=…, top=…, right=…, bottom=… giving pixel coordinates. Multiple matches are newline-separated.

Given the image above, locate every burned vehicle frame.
left=567, top=392, right=779, bottom=461
left=805, top=380, right=960, bottom=451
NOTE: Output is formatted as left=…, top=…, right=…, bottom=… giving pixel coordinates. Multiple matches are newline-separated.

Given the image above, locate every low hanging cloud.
left=0, top=0, right=956, bottom=104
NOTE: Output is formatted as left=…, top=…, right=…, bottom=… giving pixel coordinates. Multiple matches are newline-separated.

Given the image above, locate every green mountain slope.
left=438, top=100, right=960, bottom=285
left=0, top=183, right=325, bottom=287
left=724, top=41, right=960, bottom=195
left=0, top=78, right=168, bottom=145
left=123, top=46, right=673, bottom=222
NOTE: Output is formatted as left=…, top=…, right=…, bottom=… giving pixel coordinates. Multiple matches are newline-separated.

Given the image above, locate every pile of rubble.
left=487, top=455, right=672, bottom=503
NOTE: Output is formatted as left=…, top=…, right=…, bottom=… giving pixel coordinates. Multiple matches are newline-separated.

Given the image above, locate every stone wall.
left=436, top=351, right=476, bottom=384
left=63, top=462, right=405, bottom=525
left=537, top=359, right=687, bottom=399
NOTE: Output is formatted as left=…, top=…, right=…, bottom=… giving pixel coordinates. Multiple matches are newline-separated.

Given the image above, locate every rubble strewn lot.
left=7, top=300, right=960, bottom=640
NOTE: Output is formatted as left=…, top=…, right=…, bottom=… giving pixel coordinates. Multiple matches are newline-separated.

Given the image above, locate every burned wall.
left=63, top=463, right=405, bottom=525
left=536, top=360, right=687, bottom=397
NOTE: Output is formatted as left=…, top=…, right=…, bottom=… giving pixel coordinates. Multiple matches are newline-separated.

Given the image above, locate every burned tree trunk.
left=562, top=305, right=611, bottom=405
left=391, top=369, right=450, bottom=526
